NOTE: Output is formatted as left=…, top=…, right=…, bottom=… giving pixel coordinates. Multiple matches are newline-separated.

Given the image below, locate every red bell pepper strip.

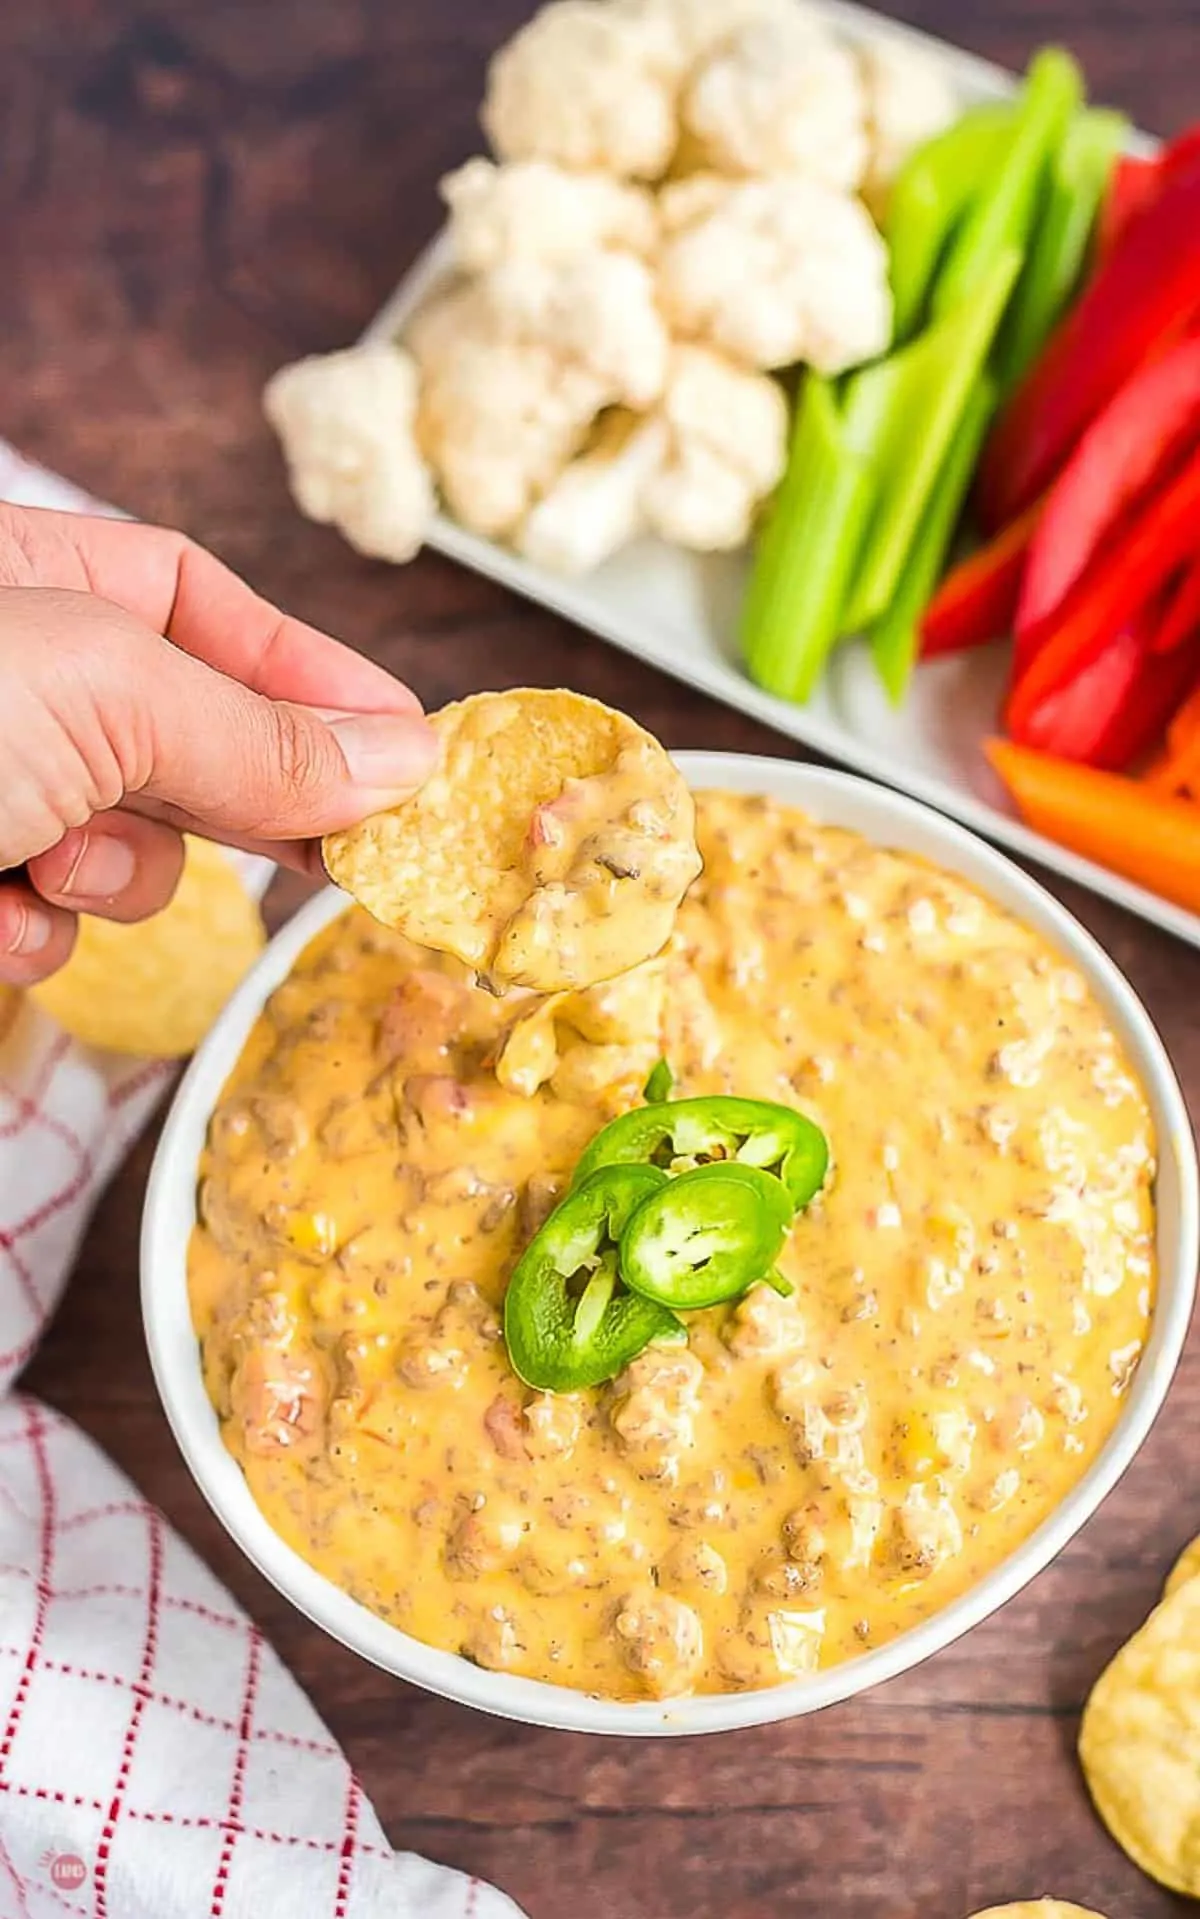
left=978, top=151, right=1200, bottom=529
left=1097, top=154, right=1158, bottom=261
left=986, top=738, right=1200, bottom=914
left=1100, top=131, right=1200, bottom=261
left=1011, top=600, right=1200, bottom=770
left=995, top=107, right=1127, bottom=392
left=1011, top=618, right=1144, bottom=765
left=1006, top=435, right=1200, bottom=734
left=1014, top=334, right=1200, bottom=643
left=1154, top=556, right=1200, bottom=654
left=1100, top=623, right=1200, bottom=767
left=920, top=496, right=1042, bottom=658
left=1159, top=127, right=1200, bottom=177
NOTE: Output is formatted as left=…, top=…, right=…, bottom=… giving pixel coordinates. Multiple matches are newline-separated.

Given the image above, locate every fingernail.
left=5, top=901, right=52, bottom=957
left=60, top=830, right=137, bottom=902
left=324, top=712, right=440, bottom=796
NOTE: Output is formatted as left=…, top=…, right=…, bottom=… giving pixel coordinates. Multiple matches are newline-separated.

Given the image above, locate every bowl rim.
left=141, top=754, right=1199, bottom=1737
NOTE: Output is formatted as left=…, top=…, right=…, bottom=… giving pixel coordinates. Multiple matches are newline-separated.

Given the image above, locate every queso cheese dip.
left=189, top=792, right=1156, bottom=1701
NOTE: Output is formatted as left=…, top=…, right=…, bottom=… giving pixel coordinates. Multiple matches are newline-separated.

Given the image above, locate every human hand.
left=0, top=505, right=437, bottom=985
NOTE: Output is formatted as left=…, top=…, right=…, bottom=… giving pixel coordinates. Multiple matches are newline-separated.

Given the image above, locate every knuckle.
left=40, top=719, right=126, bottom=825
left=68, top=599, right=155, bottom=800
left=267, top=703, right=338, bottom=805
left=0, top=509, right=76, bottom=589
left=0, top=797, right=65, bottom=871
left=13, top=592, right=141, bottom=816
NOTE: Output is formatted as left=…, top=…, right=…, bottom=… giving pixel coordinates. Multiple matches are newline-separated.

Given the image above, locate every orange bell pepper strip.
left=920, top=496, right=1043, bottom=659
left=1144, top=676, right=1200, bottom=794
left=986, top=737, right=1200, bottom=914
left=1006, top=435, right=1200, bottom=735
left=1166, top=675, right=1200, bottom=750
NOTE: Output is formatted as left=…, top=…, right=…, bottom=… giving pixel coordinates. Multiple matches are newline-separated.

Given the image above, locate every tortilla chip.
left=31, top=837, right=265, bottom=1058
left=322, top=688, right=700, bottom=993
left=1078, top=1575, right=1200, bottom=1896
left=968, top=1906, right=1109, bottom=1918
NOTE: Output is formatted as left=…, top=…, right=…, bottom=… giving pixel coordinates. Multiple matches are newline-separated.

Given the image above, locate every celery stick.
left=841, top=343, right=930, bottom=464
left=869, top=378, right=998, bottom=704
left=995, top=107, right=1127, bottom=390
left=887, top=103, right=1013, bottom=340
left=933, top=48, right=1083, bottom=318
left=742, top=376, right=874, bottom=704
left=844, top=246, right=1022, bottom=632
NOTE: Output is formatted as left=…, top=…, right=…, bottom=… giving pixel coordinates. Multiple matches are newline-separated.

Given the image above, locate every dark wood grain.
left=3, top=2, right=1199, bottom=1914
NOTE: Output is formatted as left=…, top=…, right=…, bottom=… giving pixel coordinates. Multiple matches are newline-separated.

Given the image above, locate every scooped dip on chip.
left=190, top=788, right=1155, bottom=1702
left=322, top=687, right=701, bottom=994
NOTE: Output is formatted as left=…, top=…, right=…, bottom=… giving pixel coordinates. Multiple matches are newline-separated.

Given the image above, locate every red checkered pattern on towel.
left=0, top=447, right=523, bottom=1919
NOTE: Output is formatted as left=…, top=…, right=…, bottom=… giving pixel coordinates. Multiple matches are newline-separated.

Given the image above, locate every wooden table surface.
left=3, top=1, right=1199, bottom=1913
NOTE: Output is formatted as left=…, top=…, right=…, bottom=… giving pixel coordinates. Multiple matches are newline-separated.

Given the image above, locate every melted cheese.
left=189, top=793, right=1155, bottom=1701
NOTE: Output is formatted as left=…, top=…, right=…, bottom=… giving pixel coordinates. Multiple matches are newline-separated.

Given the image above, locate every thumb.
left=11, top=589, right=439, bottom=853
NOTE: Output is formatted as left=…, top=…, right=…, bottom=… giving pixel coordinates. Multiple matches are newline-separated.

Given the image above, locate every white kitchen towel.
left=0, top=443, right=524, bottom=1919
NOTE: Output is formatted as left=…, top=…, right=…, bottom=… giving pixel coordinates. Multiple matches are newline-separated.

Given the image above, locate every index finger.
left=123, top=795, right=328, bottom=879
left=4, top=505, right=421, bottom=715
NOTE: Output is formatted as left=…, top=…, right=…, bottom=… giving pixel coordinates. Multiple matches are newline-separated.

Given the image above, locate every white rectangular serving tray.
left=362, top=1, right=1195, bottom=948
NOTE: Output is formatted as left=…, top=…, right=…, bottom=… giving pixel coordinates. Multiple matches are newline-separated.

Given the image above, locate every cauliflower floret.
left=412, top=254, right=669, bottom=542
left=484, top=252, right=671, bottom=410
left=262, top=347, right=435, bottom=564
left=482, top=0, right=683, bottom=180
left=681, top=11, right=868, bottom=190
left=419, top=342, right=602, bottom=540
left=440, top=158, right=658, bottom=270
left=518, top=412, right=667, bottom=575
left=615, top=0, right=797, bottom=68
left=657, top=172, right=891, bottom=373
left=518, top=342, right=788, bottom=568
left=405, top=278, right=491, bottom=371
left=858, top=38, right=959, bottom=210
left=641, top=344, right=787, bottom=550
left=412, top=282, right=610, bottom=540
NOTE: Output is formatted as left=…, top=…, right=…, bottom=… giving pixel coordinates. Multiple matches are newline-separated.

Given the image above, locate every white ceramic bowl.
left=142, top=755, right=1199, bottom=1737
